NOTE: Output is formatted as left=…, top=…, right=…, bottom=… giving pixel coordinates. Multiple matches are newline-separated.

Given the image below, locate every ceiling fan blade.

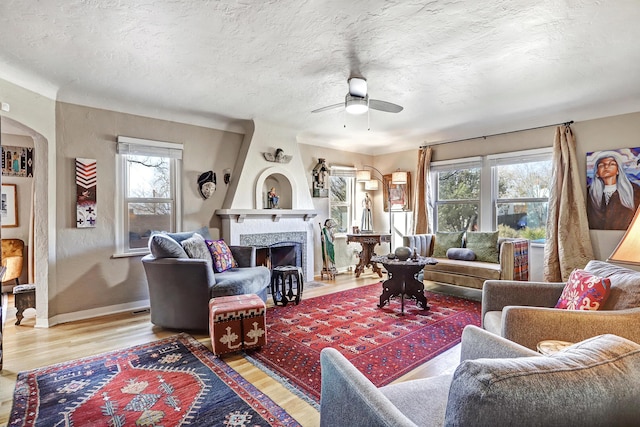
left=311, top=102, right=344, bottom=113
left=369, top=99, right=403, bottom=113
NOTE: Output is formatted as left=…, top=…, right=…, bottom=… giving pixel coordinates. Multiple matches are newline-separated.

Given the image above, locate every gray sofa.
left=141, top=230, right=270, bottom=331
left=320, top=325, right=640, bottom=426
left=483, top=259, right=640, bottom=350
left=403, top=234, right=529, bottom=289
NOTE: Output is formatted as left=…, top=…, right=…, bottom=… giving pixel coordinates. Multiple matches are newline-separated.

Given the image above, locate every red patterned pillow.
left=555, top=269, right=611, bottom=310
left=206, top=240, right=238, bottom=273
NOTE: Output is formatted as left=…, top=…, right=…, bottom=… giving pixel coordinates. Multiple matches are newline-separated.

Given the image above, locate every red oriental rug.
left=247, top=283, right=481, bottom=402
left=8, top=334, right=299, bottom=427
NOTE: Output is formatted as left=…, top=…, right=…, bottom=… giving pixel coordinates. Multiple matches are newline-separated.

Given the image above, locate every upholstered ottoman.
left=209, top=294, right=266, bottom=356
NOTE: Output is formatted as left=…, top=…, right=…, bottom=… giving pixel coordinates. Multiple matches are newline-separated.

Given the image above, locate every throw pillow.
left=555, top=269, right=611, bottom=310
left=447, top=247, right=476, bottom=261
left=206, top=240, right=238, bottom=273
left=148, top=234, right=189, bottom=259
left=180, top=233, right=211, bottom=260
left=433, top=231, right=465, bottom=258
left=465, top=231, right=499, bottom=263
left=165, top=226, right=213, bottom=243
left=584, top=260, right=640, bottom=310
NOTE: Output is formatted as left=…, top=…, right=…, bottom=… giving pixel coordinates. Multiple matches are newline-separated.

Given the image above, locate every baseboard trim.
left=47, top=299, right=151, bottom=327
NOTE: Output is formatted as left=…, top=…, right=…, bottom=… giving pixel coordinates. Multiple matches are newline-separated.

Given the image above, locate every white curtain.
left=544, top=125, right=594, bottom=282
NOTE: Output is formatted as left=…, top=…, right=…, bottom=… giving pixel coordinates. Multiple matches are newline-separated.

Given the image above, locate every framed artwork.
left=586, top=147, right=640, bottom=230
left=383, top=172, right=412, bottom=212
left=76, top=158, right=97, bottom=228
left=1, top=145, right=34, bottom=177
left=1, top=184, right=18, bottom=228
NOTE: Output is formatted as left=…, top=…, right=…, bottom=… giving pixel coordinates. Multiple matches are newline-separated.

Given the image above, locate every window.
left=431, top=149, right=552, bottom=238
left=492, top=152, right=552, bottom=241
left=116, top=136, right=182, bottom=255
left=329, top=167, right=356, bottom=233
left=432, top=159, right=482, bottom=232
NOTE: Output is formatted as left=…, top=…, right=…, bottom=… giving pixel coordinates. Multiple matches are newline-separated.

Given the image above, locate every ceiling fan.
left=311, top=77, right=403, bottom=115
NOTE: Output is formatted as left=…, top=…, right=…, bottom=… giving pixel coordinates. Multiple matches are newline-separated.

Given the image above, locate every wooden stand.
left=347, top=233, right=390, bottom=278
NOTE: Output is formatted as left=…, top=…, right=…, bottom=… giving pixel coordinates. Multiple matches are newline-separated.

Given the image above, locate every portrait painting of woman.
left=586, top=148, right=640, bottom=230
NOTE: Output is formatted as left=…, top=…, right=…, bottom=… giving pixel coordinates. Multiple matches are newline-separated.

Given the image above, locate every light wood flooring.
left=0, top=271, right=480, bottom=427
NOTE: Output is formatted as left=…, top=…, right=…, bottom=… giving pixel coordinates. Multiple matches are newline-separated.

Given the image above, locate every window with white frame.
left=431, top=148, right=552, bottom=239
left=431, top=159, right=482, bottom=232
left=329, top=166, right=356, bottom=233
left=116, top=136, right=182, bottom=255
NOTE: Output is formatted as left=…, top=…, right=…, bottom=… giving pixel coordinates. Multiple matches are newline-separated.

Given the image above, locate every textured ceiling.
left=1, top=1, right=640, bottom=154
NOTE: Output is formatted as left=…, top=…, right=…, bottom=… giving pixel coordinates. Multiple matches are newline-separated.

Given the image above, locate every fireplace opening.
left=256, top=241, right=302, bottom=270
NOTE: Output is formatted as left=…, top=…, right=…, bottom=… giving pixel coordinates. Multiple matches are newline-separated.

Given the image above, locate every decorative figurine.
left=320, top=219, right=338, bottom=280
left=267, top=187, right=280, bottom=209
left=312, top=158, right=329, bottom=197
left=361, top=192, right=373, bottom=231
left=263, top=148, right=292, bottom=163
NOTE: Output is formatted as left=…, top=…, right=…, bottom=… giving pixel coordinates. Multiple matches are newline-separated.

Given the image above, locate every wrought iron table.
left=372, top=255, right=437, bottom=315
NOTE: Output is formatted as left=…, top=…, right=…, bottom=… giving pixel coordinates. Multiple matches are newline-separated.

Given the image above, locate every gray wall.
left=51, top=102, right=243, bottom=318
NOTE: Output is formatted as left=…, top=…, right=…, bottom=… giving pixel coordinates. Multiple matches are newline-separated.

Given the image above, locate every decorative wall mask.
left=198, top=171, right=216, bottom=199
left=263, top=148, right=292, bottom=163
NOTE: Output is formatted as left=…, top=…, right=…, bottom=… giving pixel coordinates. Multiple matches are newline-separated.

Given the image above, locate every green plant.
left=519, top=227, right=546, bottom=240
left=498, top=224, right=520, bottom=238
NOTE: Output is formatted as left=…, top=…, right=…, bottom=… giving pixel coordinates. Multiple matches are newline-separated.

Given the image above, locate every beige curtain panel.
left=413, top=146, right=432, bottom=234
left=544, top=125, right=594, bottom=282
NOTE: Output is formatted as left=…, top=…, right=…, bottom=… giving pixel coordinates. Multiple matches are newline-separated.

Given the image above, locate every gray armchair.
left=482, top=260, right=640, bottom=350
left=320, top=325, right=640, bottom=427
left=142, top=232, right=270, bottom=331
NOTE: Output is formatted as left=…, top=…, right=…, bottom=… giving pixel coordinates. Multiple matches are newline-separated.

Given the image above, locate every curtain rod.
left=419, top=120, right=574, bottom=148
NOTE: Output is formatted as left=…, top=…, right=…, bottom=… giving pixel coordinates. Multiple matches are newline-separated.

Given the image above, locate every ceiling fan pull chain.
left=367, top=107, right=370, bottom=131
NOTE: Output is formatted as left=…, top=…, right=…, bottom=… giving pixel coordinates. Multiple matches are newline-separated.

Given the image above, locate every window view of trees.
left=496, top=160, right=551, bottom=240
left=329, top=176, right=353, bottom=233
left=126, top=154, right=174, bottom=249
left=436, top=168, right=480, bottom=232
left=433, top=151, right=552, bottom=240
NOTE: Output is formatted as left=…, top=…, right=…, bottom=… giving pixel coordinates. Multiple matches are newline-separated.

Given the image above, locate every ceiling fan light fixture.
left=345, top=94, right=369, bottom=115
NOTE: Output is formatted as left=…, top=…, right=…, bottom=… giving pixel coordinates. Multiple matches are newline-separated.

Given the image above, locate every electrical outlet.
left=1, top=102, right=10, bottom=112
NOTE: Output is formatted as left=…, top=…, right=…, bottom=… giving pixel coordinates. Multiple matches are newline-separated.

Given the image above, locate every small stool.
left=13, top=284, right=36, bottom=326
left=209, top=294, right=266, bottom=356
left=271, top=265, right=304, bottom=306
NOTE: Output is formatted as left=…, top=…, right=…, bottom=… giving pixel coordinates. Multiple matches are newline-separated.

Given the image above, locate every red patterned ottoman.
left=209, top=294, right=266, bottom=356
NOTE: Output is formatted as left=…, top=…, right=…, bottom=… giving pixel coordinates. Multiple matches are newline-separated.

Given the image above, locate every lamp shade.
left=391, top=171, right=408, bottom=184
left=356, top=170, right=371, bottom=182
left=608, top=206, right=640, bottom=265
left=364, top=180, right=379, bottom=190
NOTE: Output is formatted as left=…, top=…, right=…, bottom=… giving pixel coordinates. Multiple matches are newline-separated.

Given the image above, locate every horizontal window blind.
left=117, top=136, right=183, bottom=159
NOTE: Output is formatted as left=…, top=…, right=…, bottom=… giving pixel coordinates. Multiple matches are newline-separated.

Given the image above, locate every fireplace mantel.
left=215, top=209, right=317, bottom=223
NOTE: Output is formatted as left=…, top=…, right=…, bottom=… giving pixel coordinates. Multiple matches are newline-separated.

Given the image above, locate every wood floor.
left=0, top=271, right=480, bottom=427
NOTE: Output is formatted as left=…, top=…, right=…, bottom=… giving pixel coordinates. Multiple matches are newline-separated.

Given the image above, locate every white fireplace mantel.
left=215, top=209, right=317, bottom=223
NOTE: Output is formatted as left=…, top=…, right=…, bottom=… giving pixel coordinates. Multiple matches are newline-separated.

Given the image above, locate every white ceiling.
left=1, top=1, right=640, bottom=154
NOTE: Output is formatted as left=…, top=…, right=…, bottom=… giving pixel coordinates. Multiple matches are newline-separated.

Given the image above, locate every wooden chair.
left=1, top=238, right=24, bottom=286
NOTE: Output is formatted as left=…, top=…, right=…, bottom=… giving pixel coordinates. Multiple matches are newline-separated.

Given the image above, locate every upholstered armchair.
left=1, top=238, right=24, bottom=286
left=320, top=325, right=640, bottom=426
left=483, top=260, right=640, bottom=350
left=142, top=231, right=270, bottom=331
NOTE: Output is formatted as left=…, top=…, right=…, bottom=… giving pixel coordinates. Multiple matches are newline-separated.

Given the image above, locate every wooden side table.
left=13, top=284, right=36, bottom=326
left=347, top=233, right=390, bottom=278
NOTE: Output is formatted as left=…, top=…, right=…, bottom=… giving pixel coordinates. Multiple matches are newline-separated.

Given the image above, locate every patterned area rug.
left=9, top=334, right=299, bottom=426
left=247, top=283, right=481, bottom=402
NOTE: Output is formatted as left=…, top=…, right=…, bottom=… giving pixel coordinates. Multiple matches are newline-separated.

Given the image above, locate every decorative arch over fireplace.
left=254, top=166, right=297, bottom=209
